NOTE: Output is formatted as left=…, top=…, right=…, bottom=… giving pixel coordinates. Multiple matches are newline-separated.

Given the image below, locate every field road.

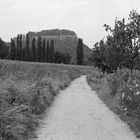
left=37, top=76, right=138, bottom=140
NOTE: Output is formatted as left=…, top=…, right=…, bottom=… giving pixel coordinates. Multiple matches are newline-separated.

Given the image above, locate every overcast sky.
left=0, top=0, right=140, bottom=48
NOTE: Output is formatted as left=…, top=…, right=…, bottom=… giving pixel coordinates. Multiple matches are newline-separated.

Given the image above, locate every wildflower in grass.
left=136, top=92, right=140, bottom=95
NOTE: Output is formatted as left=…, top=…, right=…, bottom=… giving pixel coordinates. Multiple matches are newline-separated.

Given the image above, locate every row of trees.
left=0, top=34, right=84, bottom=65
left=10, top=35, right=84, bottom=65
left=90, top=10, right=140, bottom=72
left=10, top=34, right=55, bottom=62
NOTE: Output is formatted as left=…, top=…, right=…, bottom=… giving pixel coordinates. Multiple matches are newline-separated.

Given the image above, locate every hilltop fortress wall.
left=29, top=34, right=77, bottom=41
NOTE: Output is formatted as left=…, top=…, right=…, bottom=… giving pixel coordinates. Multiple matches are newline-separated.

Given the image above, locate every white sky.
left=0, top=0, right=140, bottom=48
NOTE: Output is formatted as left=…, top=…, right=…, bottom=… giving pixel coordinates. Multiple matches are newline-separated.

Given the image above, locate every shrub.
left=106, top=74, right=120, bottom=96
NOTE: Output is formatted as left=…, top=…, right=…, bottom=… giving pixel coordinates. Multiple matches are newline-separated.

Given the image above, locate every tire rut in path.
left=37, top=76, right=138, bottom=140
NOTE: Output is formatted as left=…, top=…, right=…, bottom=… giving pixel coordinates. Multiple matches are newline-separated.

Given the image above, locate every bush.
left=106, top=74, right=120, bottom=96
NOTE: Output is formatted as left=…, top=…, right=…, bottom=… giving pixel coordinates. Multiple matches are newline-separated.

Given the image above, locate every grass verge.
left=86, top=69, right=140, bottom=138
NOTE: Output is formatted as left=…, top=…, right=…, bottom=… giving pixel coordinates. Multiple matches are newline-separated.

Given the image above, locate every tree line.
left=0, top=34, right=84, bottom=65
left=90, top=10, right=140, bottom=73
left=10, top=34, right=84, bottom=65
left=10, top=34, right=55, bottom=63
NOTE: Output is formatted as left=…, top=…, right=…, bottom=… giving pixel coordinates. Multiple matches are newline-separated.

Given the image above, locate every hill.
left=19, top=29, right=92, bottom=64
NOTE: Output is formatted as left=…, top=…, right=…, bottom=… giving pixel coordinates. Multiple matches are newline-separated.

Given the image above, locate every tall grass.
left=0, top=60, right=94, bottom=140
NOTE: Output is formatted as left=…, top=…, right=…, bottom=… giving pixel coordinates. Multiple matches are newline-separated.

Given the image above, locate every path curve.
left=37, top=76, right=138, bottom=140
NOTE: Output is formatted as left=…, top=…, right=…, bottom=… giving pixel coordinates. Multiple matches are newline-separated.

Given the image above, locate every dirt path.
left=37, top=76, right=138, bottom=140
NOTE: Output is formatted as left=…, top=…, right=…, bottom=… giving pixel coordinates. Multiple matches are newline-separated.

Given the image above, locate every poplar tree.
left=19, top=34, right=22, bottom=60
left=25, top=34, right=30, bottom=61
left=76, top=38, right=83, bottom=65
left=42, top=39, right=46, bottom=62
left=46, top=41, right=50, bottom=62
left=32, top=38, right=36, bottom=61
left=37, top=36, right=42, bottom=62
left=10, top=39, right=16, bottom=60
left=16, top=34, right=20, bottom=60
left=50, top=40, right=55, bottom=63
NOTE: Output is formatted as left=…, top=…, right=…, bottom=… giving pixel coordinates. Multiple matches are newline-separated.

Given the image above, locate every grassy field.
left=87, top=69, right=140, bottom=138
left=0, top=60, right=94, bottom=140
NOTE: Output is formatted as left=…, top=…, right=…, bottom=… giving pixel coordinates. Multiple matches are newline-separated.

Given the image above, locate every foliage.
left=87, top=73, right=105, bottom=86
left=49, top=40, right=55, bottom=63
left=11, top=39, right=16, bottom=60
left=25, top=34, right=31, bottom=61
left=42, top=39, right=46, bottom=62
left=90, top=10, right=140, bottom=72
left=0, top=29, right=92, bottom=65
left=87, top=69, right=140, bottom=135
left=0, top=38, right=9, bottom=59
left=37, top=35, right=43, bottom=62
left=10, top=35, right=69, bottom=64
left=54, top=51, right=71, bottom=64
left=76, top=38, right=83, bottom=65
left=46, top=41, right=50, bottom=62
left=32, top=38, right=36, bottom=61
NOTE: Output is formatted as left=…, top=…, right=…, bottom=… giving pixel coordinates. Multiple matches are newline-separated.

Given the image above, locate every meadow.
left=0, top=60, right=94, bottom=140
left=87, top=69, right=140, bottom=138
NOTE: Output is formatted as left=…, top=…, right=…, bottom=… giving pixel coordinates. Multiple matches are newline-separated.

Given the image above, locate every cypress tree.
left=32, top=38, right=36, bottom=61
left=50, top=40, right=55, bottom=63
left=10, top=39, right=16, bottom=60
left=16, top=34, right=20, bottom=60
left=42, top=39, right=46, bottom=62
left=37, top=36, right=42, bottom=62
left=76, top=38, right=83, bottom=65
left=46, top=41, right=50, bottom=62
left=19, top=34, right=22, bottom=60
left=25, top=34, right=30, bottom=61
